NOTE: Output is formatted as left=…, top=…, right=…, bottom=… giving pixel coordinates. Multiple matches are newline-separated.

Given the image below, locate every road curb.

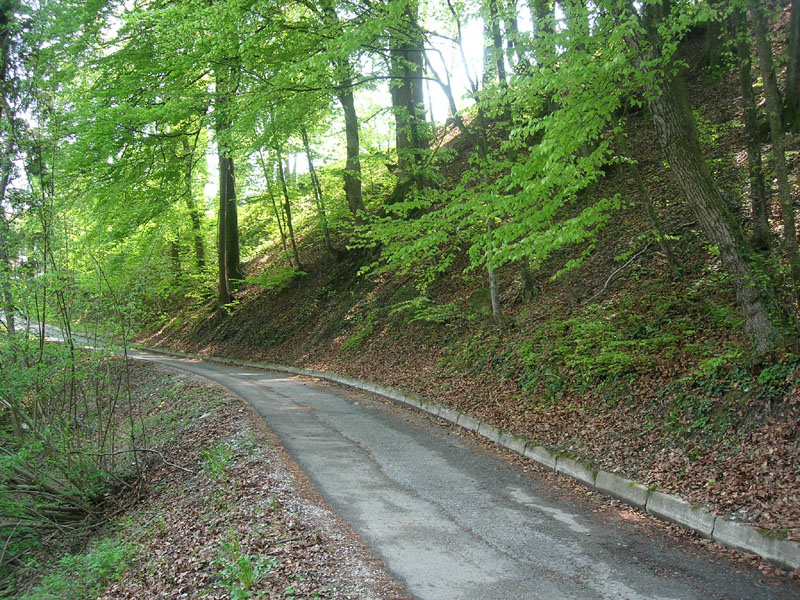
left=134, top=345, right=800, bottom=571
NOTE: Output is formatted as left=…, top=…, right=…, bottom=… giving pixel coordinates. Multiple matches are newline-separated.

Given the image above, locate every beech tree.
left=618, top=0, right=787, bottom=354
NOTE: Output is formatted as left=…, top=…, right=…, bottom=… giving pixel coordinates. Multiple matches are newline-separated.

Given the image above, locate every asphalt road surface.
left=130, top=350, right=796, bottom=600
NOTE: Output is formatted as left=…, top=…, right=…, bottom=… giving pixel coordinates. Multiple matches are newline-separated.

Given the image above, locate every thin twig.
left=588, top=242, right=652, bottom=303
left=80, top=448, right=195, bottom=474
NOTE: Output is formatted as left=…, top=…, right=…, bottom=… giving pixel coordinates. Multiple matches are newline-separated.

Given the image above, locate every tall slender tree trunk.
left=259, top=152, right=291, bottom=265
left=219, top=153, right=242, bottom=284
left=699, top=0, right=724, bottom=70
left=749, top=0, right=800, bottom=302
left=482, top=0, right=512, bottom=123
left=785, top=0, right=800, bottom=128
left=730, top=9, right=770, bottom=251
left=301, top=127, right=336, bottom=258
left=486, top=219, right=503, bottom=324
left=618, top=129, right=682, bottom=278
left=0, top=216, right=14, bottom=334
left=216, top=163, right=230, bottom=308
left=624, top=3, right=787, bottom=355
left=1, top=0, right=15, bottom=334
left=275, top=146, right=304, bottom=271
left=181, top=137, right=206, bottom=269
left=519, top=257, right=537, bottom=302
left=530, top=0, right=558, bottom=114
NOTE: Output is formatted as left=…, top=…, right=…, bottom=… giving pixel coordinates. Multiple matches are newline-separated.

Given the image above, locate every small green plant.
left=342, top=309, right=379, bottom=351
left=388, top=296, right=462, bottom=324
left=215, top=535, right=279, bottom=599
left=203, top=442, right=234, bottom=479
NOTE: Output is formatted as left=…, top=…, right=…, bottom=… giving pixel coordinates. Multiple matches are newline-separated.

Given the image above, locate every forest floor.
left=14, top=360, right=408, bottom=600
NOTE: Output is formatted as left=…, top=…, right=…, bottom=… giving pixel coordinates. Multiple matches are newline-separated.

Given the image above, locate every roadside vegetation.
left=2, top=355, right=404, bottom=599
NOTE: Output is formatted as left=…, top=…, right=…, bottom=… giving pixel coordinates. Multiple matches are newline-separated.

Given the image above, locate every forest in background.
left=2, top=0, right=800, bottom=594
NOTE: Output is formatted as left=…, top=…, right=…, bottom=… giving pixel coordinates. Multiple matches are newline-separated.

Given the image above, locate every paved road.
left=131, top=351, right=797, bottom=600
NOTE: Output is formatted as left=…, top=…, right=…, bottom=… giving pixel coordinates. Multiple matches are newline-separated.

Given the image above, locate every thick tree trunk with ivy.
left=625, top=4, right=787, bottom=355
left=749, top=0, right=800, bottom=301
left=729, top=10, right=770, bottom=252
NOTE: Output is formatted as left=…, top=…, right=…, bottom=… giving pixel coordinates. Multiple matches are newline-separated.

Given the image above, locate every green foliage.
left=203, top=442, right=234, bottom=479
left=659, top=353, right=800, bottom=449
left=388, top=297, right=463, bottom=324
left=341, top=309, right=379, bottom=351
left=246, top=266, right=306, bottom=293
left=215, top=535, right=279, bottom=600
left=20, top=538, right=135, bottom=600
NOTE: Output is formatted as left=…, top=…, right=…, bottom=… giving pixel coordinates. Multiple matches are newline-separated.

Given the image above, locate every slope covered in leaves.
left=140, top=27, right=800, bottom=577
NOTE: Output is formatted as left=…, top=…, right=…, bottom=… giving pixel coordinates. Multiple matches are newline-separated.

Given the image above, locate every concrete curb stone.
left=712, top=518, right=800, bottom=571
left=646, top=491, right=716, bottom=538
left=477, top=422, right=502, bottom=444
left=456, top=413, right=481, bottom=432
left=497, top=431, right=527, bottom=456
left=523, top=445, right=557, bottom=470
left=555, top=457, right=597, bottom=489
left=437, top=406, right=461, bottom=424
left=595, top=471, right=651, bottom=509
left=135, top=345, right=800, bottom=570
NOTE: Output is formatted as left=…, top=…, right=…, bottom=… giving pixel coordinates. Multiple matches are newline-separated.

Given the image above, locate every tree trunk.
left=0, top=0, right=15, bottom=333
left=486, top=218, right=503, bottom=324
left=785, top=0, right=800, bottom=128
left=216, top=181, right=230, bottom=309
left=181, top=138, right=206, bottom=269
left=301, top=127, right=336, bottom=258
left=337, top=86, right=367, bottom=218
left=170, top=240, right=181, bottom=275
left=749, top=0, right=800, bottom=302
left=275, top=146, right=304, bottom=271
left=259, top=151, right=291, bottom=265
left=530, top=0, right=558, bottom=114
left=219, top=153, right=242, bottom=284
left=389, top=0, right=429, bottom=200
left=519, top=257, right=537, bottom=302
left=699, top=0, right=724, bottom=70
left=624, top=3, right=787, bottom=355
left=0, top=217, right=14, bottom=334
left=502, top=0, right=522, bottom=67
left=214, top=63, right=241, bottom=308
left=730, top=9, right=770, bottom=251
left=483, top=0, right=508, bottom=87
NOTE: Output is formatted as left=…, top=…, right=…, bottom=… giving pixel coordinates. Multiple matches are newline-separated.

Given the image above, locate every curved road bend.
left=130, top=351, right=796, bottom=600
